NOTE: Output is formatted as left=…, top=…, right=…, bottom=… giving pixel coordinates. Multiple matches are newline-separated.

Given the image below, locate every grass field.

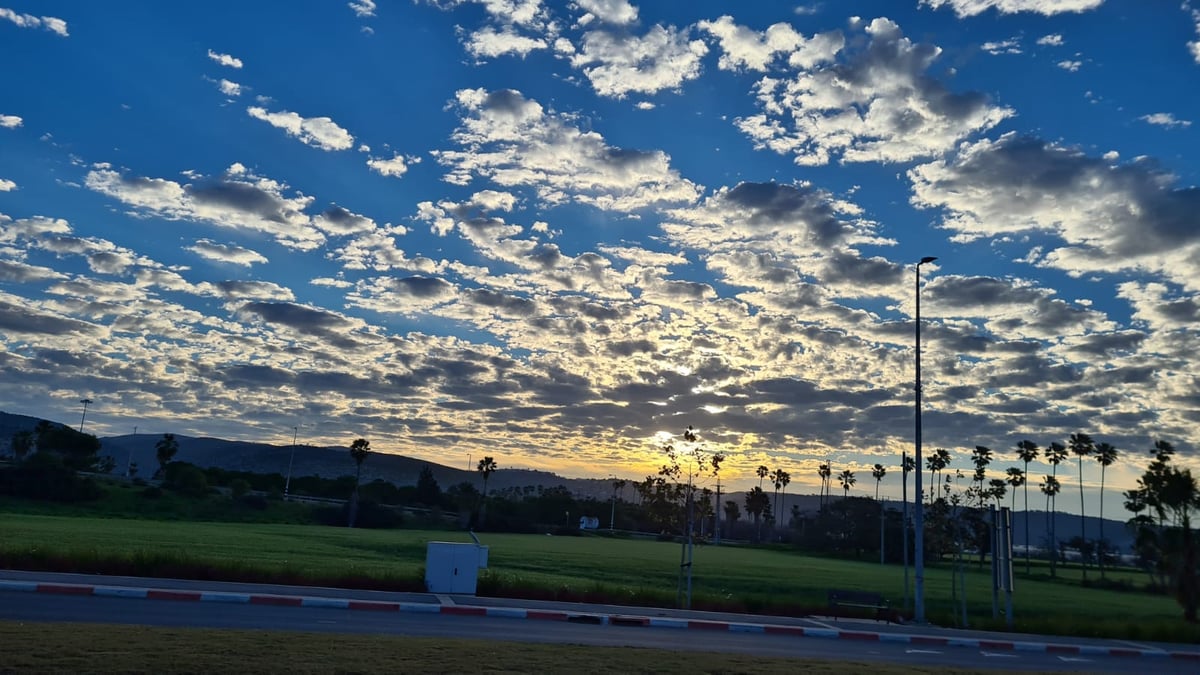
left=2, top=513, right=1195, bottom=642
left=0, top=621, right=993, bottom=674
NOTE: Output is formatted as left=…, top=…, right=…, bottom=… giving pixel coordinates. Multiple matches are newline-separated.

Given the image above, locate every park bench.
left=826, top=589, right=891, bottom=622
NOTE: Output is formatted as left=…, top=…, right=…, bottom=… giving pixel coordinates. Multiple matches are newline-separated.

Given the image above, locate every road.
left=2, top=585, right=1194, bottom=673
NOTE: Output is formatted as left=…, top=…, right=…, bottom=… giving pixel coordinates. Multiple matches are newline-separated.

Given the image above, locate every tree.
left=723, top=499, right=740, bottom=531
left=927, top=448, right=950, bottom=504
left=769, top=468, right=789, bottom=526
left=415, top=464, right=441, bottom=506
left=817, top=462, right=832, bottom=508
left=1095, top=441, right=1119, bottom=579
left=871, top=464, right=887, bottom=501
left=1128, top=441, right=1198, bottom=621
left=756, top=465, right=769, bottom=490
left=1015, top=440, right=1040, bottom=573
left=744, top=486, right=770, bottom=542
left=971, top=445, right=994, bottom=509
left=10, top=431, right=33, bottom=461
left=1041, top=474, right=1062, bottom=577
left=154, top=433, right=179, bottom=479
left=988, top=478, right=1007, bottom=507
left=347, top=438, right=370, bottom=528
left=477, top=455, right=498, bottom=526
left=1044, top=441, right=1068, bottom=577
left=838, top=469, right=856, bottom=499
left=1068, top=432, right=1095, bottom=580
left=1005, top=467, right=1025, bottom=516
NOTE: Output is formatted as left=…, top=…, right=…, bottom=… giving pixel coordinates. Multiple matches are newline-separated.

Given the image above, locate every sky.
left=2, top=0, right=1199, bottom=518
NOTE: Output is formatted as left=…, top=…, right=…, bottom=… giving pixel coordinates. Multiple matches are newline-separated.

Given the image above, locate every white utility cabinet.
left=425, top=541, right=489, bottom=594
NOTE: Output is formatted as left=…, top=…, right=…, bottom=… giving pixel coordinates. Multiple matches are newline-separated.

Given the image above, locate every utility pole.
left=78, top=398, right=93, bottom=433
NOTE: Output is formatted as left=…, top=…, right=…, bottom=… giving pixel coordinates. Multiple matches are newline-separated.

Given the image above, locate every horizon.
left=2, top=1, right=1199, bottom=524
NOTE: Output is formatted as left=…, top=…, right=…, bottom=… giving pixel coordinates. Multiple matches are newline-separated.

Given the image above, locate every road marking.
left=1057, top=656, right=1093, bottom=663
left=806, top=619, right=837, bottom=629
left=981, top=651, right=1018, bottom=658
left=434, top=594, right=455, bottom=606
left=905, top=649, right=942, bottom=655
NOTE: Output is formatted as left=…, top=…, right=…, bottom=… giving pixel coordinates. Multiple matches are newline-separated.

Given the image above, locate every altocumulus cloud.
left=247, top=106, right=354, bottom=151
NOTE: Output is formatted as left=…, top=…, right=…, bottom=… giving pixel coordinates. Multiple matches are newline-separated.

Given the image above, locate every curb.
left=4, top=580, right=1198, bottom=661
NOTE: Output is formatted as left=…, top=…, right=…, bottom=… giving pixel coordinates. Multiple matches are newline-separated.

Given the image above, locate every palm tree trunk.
left=1048, top=492, right=1056, bottom=578
left=1079, top=457, right=1088, bottom=582
left=1099, top=465, right=1106, bottom=580
left=1023, top=462, right=1030, bottom=575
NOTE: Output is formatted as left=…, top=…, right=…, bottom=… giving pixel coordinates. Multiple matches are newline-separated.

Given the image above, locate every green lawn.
left=1, top=513, right=1194, bottom=642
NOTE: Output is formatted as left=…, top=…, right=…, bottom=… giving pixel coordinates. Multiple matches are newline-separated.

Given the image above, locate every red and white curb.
left=4, top=580, right=1197, bottom=661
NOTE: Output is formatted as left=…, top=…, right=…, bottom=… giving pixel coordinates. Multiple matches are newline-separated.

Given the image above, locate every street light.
left=78, top=398, right=93, bottom=433
left=914, top=255, right=937, bottom=624
left=284, top=425, right=299, bottom=500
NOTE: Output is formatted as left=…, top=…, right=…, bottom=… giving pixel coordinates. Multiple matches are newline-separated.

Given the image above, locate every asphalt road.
left=2, top=589, right=1192, bottom=673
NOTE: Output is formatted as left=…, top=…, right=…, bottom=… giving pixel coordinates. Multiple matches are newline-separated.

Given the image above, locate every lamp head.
left=919, top=256, right=938, bottom=265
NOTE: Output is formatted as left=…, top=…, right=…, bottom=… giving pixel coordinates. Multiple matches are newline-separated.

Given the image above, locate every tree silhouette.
left=1015, top=440, right=1040, bottom=573
left=1005, top=467, right=1025, bottom=516
left=756, top=465, right=769, bottom=490
left=347, top=438, right=370, bottom=527
left=1044, top=441, right=1068, bottom=577
left=971, top=445, right=994, bottom=509
left=744, top=486, right=770, bottom=542
left=1094, top=441, right=1119, bottom=578
left=817, top=462, right=832, bottom=508
left=1068, top=432, right=1094, bottom=580
left=871, top=463, right=887, bottom=501
left=154, top=433, right=178, bottom=479
left=838, top=469, right=856, bottom=499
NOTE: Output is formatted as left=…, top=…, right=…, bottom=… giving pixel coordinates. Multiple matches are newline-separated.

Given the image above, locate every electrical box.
left=424, top=541, right=489, bottom=594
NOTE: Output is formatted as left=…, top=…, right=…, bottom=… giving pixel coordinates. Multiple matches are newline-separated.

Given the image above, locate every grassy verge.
left=0, top=620, right=1002, bottom=674
left=2, top=513, right=1196, bottom=643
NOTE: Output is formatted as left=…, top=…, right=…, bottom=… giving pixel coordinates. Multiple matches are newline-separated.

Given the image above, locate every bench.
left=827, top=589, right=891, bottom=622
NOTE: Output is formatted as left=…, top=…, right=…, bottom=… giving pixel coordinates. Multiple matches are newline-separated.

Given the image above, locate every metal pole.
left=284, top=425, right=298, bottom=499
left=715, top=477, right=721, bottom=546
left=991, top=505, right=999, bottom=619
left=1002, top=507, right=1014, bottom=629
left=902, top=450, right=910, bottom=613
left=914, top=256, right=935, bottom=624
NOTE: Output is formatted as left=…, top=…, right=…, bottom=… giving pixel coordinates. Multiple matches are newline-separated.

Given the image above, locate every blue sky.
left=2, top=1, right=1199, bottom=517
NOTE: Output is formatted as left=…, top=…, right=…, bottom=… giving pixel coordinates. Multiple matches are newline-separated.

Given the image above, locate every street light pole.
left=914, top=255, right=937, bottom=624
left=284, top=425, right=298, bottom=500
left=78, top=398, right=93, bottom=433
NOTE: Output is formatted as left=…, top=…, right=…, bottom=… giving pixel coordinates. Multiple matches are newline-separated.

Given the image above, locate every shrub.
left=230, top=479, right=251, bottom=500
left=141, top=486, right=164, bottom=499
left=163, top=463, right=209, bottom=499
left=239, top=494, right=269, bottom=510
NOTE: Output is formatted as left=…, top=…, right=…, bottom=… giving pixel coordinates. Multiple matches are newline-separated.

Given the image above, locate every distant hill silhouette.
left=1, top=410, right=1135, bottom=550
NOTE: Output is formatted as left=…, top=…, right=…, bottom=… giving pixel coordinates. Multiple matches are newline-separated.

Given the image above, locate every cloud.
left=312, top=205, right=377, bottom=235
left=1057, top=59, right=1082, bottom=72
left=185, top=239, right=269, bottom=267
left=217, top=79, right=243, bottom=97
left=366, top=153, right=414, bottom=177
left=576, top=0, right=638, bottom=26
left=570, top=24, right=709, bottom=98
left=0, top=8, right=68, bottom=36
left=1190, top=4, right=1200, bottom=63
left=465, top=25, right=548, bottom=58
left=349, top=0, right=377, bottom=18
left=734, top=17, right=1012, bottom=165
left=981, top=38, right=1022, bottom=55
left=919, top=0, right=1104, bottom=17
left=0, top=178, right=15, bottom=191
left=247, top=107, right=354, bottom=151
left=909, top=133, right=1200, bottom=290
left=1037, top=34, right=1064, bottom=46
left=434, top=88, right=701, bottom=211
left=207, top=49, right=243, bottom=68
left=85, top=165, right=326, bottom=251
left=0, top=114, right=22, bottom=128
left=1141, top=113, right=1192, bottom=128
left=697, top=15, right=810, bottom=72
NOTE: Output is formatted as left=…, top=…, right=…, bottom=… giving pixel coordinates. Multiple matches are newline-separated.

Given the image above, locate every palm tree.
left=817, top=462, right=832, bottom=508
left=477, top=455, right=498, bottom=496
left=1041, top=474, right=1062, bottom=577
left=776, top=470, right=791, bottom=526
left=347, top=438, right=370, bottom=528
left=1068, top=432, right=1094, bottom=579
left=971, top=445, right=994, bottom=509
left=1005, top=467, right=1025, bottom=516
left=1044, top=441, right=1068, bottom=576
left=1015, top=440, right=1040, bottom=573
left=154, top=433, right=178, bottom=479
left=1093, top=442, right=1118, bottom=578
left=769, top=468, right=784, bottom=522
left=838, top=469, right=856, bottom=499
left=871, top=464, right=887, bottom=501
left=744, top=486, right=770, bottom=542
left=926, top=448, right=951, bottom=504
left=757, top=465, right=769, bottom=490
left=988, top=478, right=1007, bottom=507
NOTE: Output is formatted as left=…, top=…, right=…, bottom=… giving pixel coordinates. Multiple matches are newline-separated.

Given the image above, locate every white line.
left=434, top=594, right=455, bottom=606
left=805, top=618, right=838, bottom=630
